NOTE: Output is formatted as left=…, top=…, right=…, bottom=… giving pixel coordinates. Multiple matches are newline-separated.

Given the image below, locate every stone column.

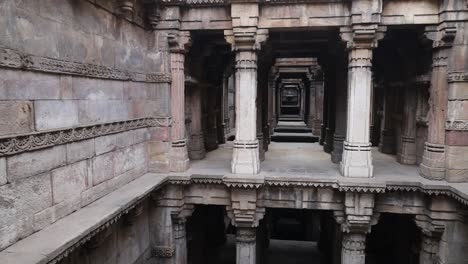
left=378, top=84, right=396, bottom=154
left=313, top=81, right=324, bottom=136
left=300, top=85, right=306, bottom=121
left=340, top=47, right=375, bottom=177
left=269, top=75, right=278, bottom=133
left=189, top=85, right=206, bottom=160
left=420, top=26, right=454, bottom=180
left=307, top=81, right=316, bottom=128
left=173, top=217, right=187, bottom=264
left=397, top=84, right=417, bottom=164
left=168, top=31, right=191, bottom=172
left=331, top=59, right=348, bottom=163
left=222, top=73, right=231, bottom=142
left=205, top=85, right=219, bottom=151
left=257, top=83, right=265, bottom=161
left=236, top=227, right=257, bottom=264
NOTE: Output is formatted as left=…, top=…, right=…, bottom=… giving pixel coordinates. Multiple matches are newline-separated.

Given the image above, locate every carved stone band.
left=0, top=47, right=171, bottom=83
left=152, top=246, right=175, bottom=258
left=233, top=140, right=259, bottom=149
left=424, top=142, right=445, bottom=153
left=172, top=139, right=187, bottom=148
left=0, top=117, right=171, bottom=156
left=446, top=120, right=468, bottom=131
left=343, top=142, right=371, bottom=151
left=447, top=71, right=468, bottom=83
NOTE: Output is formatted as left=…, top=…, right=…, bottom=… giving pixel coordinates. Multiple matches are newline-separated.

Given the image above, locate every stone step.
left=271, top=132, right=319, bottom=143
left=274, top=126, right=312, bottom=133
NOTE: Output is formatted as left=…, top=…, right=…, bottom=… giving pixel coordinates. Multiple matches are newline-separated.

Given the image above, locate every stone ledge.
left=0, top=173, right=167, bottom=264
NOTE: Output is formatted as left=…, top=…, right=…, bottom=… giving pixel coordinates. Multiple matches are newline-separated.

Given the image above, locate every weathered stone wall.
left=0, top=0, right=170, bottom=251
left=57, top=201, right=153, bottom=264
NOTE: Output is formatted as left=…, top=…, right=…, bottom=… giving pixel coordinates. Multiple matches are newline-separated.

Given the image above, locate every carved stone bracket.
left=340, top=25, right=387, bottom=49
left=334, top=193, right=379, bottom=234
left=168, top=31, right=192, bottom=53
left=424, top=23, right=457, bottom=49
left=226, top=188, right=265, bottom=228
left=0, top=47, right=171, bottom=83
left=0, top=117, right=171, bottom=157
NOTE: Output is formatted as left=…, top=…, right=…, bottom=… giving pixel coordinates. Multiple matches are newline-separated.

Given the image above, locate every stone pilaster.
left=420, top=25, right=455, bottom=180
left=339, top=25, right=385, bottom=178
left=225, top=3, right=268, bottom=174
left=268, top=73, right=278, bottom=134
left=397, top=84, right=417, bottom=164
left=313, top=80, right=324, bottom=137
left=168, top=31, right=191, bottom=172
left=340, top=48, right=373, bottom=177
left=188, top=85, right=206, bottom=160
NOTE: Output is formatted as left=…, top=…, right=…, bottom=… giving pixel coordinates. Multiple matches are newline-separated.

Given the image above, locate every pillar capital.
left=340, top=25, right=386, bottom=50
left=168, top=31, right=192, bottom=53
left=224, top=28, right=269, bottom=52
left=424, top=23, right=457, bottom=49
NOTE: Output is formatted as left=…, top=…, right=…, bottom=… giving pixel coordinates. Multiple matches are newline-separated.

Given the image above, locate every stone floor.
left=176, top=142, right=468, bottom=198
left=219, top=235, right=321, bottom=264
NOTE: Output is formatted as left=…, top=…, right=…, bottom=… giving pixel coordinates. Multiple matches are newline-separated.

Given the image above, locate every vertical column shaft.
left=189, top=86, right=206, bottom=160
left=398, top=85, right=417, bottom=164
left=332, top=62, right=348, bottom=163
left=313, top=81, right=324, bottom=136
left=173, top=218, right=187, bottom=264
left=232, top=50, right=260, bottom=174
left=169, top=51, right=190, bottom=172
left=340, top=48, right=374, bottom=177
left=419, top=234, right=438, bottom=264
left=378, top=85, right=396, bottom=154
left=420, top=47, right=449, bottom=179
left=236, top=227, right=257, bottom=264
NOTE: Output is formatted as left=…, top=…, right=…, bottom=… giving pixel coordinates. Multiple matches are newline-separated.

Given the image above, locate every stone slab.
left=0, top=101, right=34, bottom=136
left=0, top=158, right=6, bottom=185
left=0, top=173, right=166, bottom=264
left=66, top=139, right=95, bottom=164
left=7, top=146, right=67, bottom=181
left=51, top=161, right=88, bottom=204
left=34, top=100, right=79, bottom=130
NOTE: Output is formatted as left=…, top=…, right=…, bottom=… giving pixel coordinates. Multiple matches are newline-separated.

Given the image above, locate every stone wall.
left=0, top=0, right=170, bottom=251
left=58, top=201, right=153, bottom=264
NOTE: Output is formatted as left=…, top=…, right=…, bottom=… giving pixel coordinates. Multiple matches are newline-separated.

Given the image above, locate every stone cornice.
left=0, top=117, right=171, bottom=156
left=0, top=47, right=171, bottom=83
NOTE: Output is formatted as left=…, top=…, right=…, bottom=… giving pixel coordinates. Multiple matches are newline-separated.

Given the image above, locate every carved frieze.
left=446, top=120, right=468, bottom=131
left=0, top=47, right=171, bottom=83
left=0, top=117, right=171, bottom=156
left=152, top=246, right=175, bottom=258
left=448, top=71, right=468, bottom=83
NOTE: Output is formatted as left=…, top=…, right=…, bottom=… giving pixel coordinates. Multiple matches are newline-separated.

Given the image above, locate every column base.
left=189, top=133, right=206, bottom=160
left=340, top=142, right=373, bottom=178
left=169, top=140, right=190, bottom=172
left=420, top=142, right=445, bottom=180
left=378, top=130, right=395, bottom=154
left=331, top=134, right=345, bottom=164
left=397, top=136, right=417, bottom=165
left=231, top=140, right=260, bottom=174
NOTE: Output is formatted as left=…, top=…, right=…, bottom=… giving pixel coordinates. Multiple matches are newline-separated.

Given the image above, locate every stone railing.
left=0, top=117, right=171, bottom=156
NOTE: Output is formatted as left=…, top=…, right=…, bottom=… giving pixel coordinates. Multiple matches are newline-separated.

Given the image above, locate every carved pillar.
left=378, top=84, right=396, bottom=154
left=225, top=4, right=267, bottom=174
left=189, top=85, right=206, bottom=160
left=324, top=60, right=336, bottom=153
left=168, top=31, right=191, bottom=172
left=269, top=74, right=278, bottom=133
left=397, top=84, right=417, bottom=164
left=420, top=25, right=455, bottom=180
left=332, top=56, right=348, bottom=163
left=300, top=84, right=306, bottom=121
left=334, top=193, right=378, bottom=264
left=172, top=216, right=187, bottom=264
left=340, top=48, right=374, bottom=177
left=222, top=73, right=231, bottom=142
left=236, top=227, right=257, bottom=264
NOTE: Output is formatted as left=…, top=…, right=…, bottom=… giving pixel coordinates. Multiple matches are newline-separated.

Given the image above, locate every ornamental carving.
left=152, top=246, right=175, bottom=258
left=0, top=47, right=171, bottom=83
left=447, top=71, right=468, bottom=83
left=0, top=117, right=171, bottom=156
left=446, top=121, right=468, bottom=131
